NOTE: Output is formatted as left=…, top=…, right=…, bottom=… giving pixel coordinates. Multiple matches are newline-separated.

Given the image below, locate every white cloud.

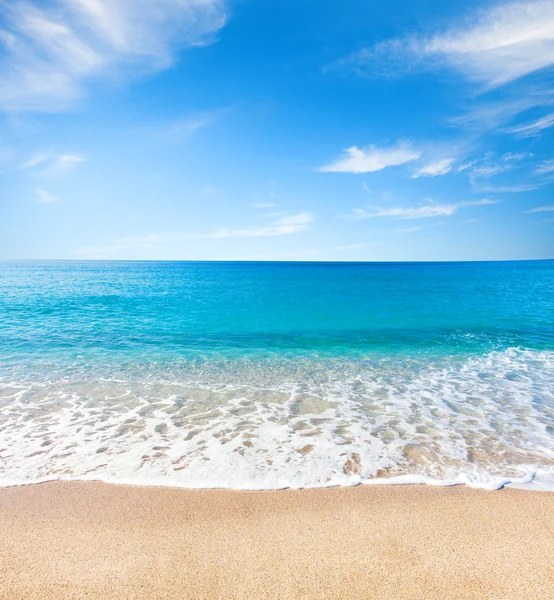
left=396, top=221, right=443, bottom=233
left=476, top=183, right=542, bottom=193
left=209, top=250, right=318, bottom=261
left=468, top=156, right=517, bottom=181
left=34, top=186, right=58, bottom=203
left=164, top=116, right=215, bottom=139
left=21, top=153, right=49, bottom=169
left=337, top=0, right=554, bottom=88
left=452, top=90, right=554, bottom=132
left=466, top=152, right=544, bottom=192
left=503, top=152, right=533, bottom=161
left=318, top=142, right=420, bottom=174
left=504, top=112, right=554, bottom=137
left=79, top=212, right=313, bottom=254
left=231, top=212, right=313, bottom=237
left=534, top=159, right=554, bottom=175
left=526, top=205, right=554, bottom=212
left=163, top=106, right=231, bottom=140
left=0, top=0, right=227, bottom=111
left=348, top=199, right=498, bottom=220
left=411, top=157, right=455, bottom=178
left=457, top=160, right=478, bottom=172
left=20, top=151, right=86, bottom=176
left=470, top=164, right=506, bottom=177
left=41, top=154, right=86, bottom=176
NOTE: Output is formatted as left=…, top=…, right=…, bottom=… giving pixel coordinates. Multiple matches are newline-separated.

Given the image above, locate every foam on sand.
left=1, top=348, right=553, bottom=490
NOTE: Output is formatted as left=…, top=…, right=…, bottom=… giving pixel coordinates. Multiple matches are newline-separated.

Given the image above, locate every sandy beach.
left=0, top=482, right=553, bottom=599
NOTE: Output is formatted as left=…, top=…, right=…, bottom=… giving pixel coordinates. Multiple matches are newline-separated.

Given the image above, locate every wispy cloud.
left=347, top=198, right=498, bottom=220
left=475, top=183, right=542, bottom=193
left=451, top=90, right=554, bottom=132
left=34, top=186, right=58, bottom=203
left=318, top=142, right=420, bottom=174
left=467, top=152, right=539, bottom=192
left=20, top=151, right=86, bottom=176
left=526, top=205, right=554, bottom=212
left=21, top=153, right=49, bottom=169
left=334, top=0, right=554, bottom=89
left=228, top=213, right=313, bottom=237
left=0, top=0, right=227, bottom=111
left=470, top=164, right=507, bottom=178
left=504, top=112, right=554, bottom=138
left=41, top=154, right=86, bottom=176
left=210, top=250, right=318, bottom=261
left=534, top=159, right=554, bottom=175
left=163, top=116, right=216, bottom=140
left=411, top=157, right=455, bottom=178
left=457, top=160, right=478, bottom=172
left=503, top=152, right=533, bottom=162
left=395, top=221, right=443, bottom=233
left=79, top=212, right=313, bottom=255
left=163, top=106, right=232, bottom=141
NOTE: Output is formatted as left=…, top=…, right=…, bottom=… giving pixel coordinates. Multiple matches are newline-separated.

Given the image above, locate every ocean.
left=1, top=260, right=553, bottom=490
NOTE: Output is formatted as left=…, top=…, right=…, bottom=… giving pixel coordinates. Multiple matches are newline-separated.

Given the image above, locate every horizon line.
left=1, top=258, right=553, bottom=264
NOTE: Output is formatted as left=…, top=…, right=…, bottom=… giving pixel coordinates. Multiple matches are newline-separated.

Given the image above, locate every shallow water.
left=1, top=260, right=553, bottom=489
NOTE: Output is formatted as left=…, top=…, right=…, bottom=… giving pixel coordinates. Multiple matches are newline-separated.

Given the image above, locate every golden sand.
left=1, top=482, right=553, bottom=599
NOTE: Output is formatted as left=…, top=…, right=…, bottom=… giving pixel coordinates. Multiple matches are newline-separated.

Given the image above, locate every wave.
left=1, top=348, right=554, bottom=491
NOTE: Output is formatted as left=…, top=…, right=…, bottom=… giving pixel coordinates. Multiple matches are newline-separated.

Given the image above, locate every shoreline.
left=1, top=481, right=554, bottom=599
left=1, top=470, right=554, bottom=491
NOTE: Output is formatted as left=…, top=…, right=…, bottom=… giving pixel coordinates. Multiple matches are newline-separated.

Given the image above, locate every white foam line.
left=1, top=348, right=554, bottom=492
left=0, top=469, right=553, bottom=491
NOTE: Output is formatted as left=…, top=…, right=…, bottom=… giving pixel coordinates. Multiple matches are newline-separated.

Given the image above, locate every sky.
left=1, top=0, right=554, bottom=261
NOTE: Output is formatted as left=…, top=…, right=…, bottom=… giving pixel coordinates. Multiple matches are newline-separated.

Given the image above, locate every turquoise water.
left=1, top=260, right=554, bottom=489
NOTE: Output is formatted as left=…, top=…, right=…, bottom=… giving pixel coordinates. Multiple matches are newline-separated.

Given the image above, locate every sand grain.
left=1, top=482, right=553, bottom=599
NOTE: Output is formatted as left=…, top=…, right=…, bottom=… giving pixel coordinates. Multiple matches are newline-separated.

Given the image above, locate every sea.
left=1, top=260, right=553, bottom=490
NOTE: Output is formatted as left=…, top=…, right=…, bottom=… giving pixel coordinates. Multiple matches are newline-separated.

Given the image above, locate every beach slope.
left=1, top=482, right=553, bottom=599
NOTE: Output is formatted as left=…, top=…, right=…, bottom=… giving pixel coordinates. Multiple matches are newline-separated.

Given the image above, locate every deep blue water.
left=1, top=260, right=553, bottom=361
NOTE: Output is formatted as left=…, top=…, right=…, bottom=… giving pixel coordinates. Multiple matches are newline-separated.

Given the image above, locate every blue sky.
left=1, top=0, right=553, bottom=261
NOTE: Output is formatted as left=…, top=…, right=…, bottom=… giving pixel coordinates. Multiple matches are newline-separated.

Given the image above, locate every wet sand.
left=1, top=482, right=553, bottom=599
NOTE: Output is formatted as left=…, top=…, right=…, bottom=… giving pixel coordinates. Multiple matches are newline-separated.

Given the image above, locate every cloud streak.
left=466, top=152, right=540, bottom=192
left=395, top=221, right=443, bottom=233
left=335, top=0, right=554, bottom=89
left=41, top=154, right=86, bottom=176
left=504, top=112, right=554, bottom=138
left=20, top=151, right=86, bottom=176
left=21, top=153, right=49, bottom=169
left=0, top=0, right=227, bottom=111
left=411, top=157, right=455, bottom=178
left=34, top=186, right=58, bottom=203
left=526, top=205, right=554, bottom=212
left=163, top=106, right=232, bottom=141
left=534, top=159, right=554, bottom=175
left=318, top=142, right=420, bottom=174
left=79, top=212, right=314, bottom=255
left=348, top=199, right=498, bottom=220
left=451, top=90, right=554, bottom=132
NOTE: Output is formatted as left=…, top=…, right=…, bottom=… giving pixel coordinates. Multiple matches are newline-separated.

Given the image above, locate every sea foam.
left=1, top=348, right=553, bottom=491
